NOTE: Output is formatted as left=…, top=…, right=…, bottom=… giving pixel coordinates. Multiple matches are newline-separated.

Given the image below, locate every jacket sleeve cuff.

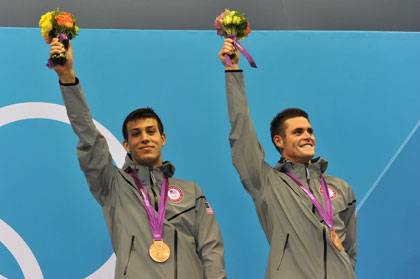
left=59, top=77, right=80, bottom=86
left=225, top=69, right=243, bottom=73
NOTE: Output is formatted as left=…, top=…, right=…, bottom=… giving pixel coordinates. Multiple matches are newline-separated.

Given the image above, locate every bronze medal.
left=149, top=240, right=170, bottom=263
left=330, top=230, right=344, bottom=251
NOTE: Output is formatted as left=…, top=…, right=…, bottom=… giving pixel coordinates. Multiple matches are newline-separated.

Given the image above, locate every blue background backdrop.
left=1, top=28, right=420, bottom=278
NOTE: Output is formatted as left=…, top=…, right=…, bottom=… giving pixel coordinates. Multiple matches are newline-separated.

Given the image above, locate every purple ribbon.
left=129, top=171, right=169, bottom=240
left=57, top=33, right=68, bottom=42
left=225, top=35, right=257, bottom=68
left=286, top=172, right=334, bottom=230
left=46, top=59, right=54, bottom=69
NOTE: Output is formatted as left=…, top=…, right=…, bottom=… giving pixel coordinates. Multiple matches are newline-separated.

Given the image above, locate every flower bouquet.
left=214, top=9, right=256, bottom=68
left=39, top=9, right=79, bottom=68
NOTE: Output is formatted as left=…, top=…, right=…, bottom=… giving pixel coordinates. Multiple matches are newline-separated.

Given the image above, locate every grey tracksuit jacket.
left=60, top=80, right=226, bottom=279
left=225, top=71, right=356, bottom=279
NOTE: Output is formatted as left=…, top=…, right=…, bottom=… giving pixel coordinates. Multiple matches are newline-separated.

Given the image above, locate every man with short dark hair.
left=48, top=39, right=226, bottom=279
left=219, top=39, right=356, bottom=279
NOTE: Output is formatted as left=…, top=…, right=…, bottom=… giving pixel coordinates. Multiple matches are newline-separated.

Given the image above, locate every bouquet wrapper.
left=47, top=33, right=69, bottom=68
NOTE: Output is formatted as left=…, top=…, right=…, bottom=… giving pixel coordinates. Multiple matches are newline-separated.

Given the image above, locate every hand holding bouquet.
left=39, top=9, right=79, bottom=68
left=214, top=9, right=256, bottom=68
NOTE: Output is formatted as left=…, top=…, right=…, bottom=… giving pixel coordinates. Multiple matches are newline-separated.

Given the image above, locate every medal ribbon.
left=129, top=171, right=169, bottom=240
left=225, top=35, right=257, bottom=68
left=286, top=172, right=334, bottom=230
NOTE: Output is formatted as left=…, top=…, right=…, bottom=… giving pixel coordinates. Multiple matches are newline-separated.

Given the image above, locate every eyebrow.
left=129, top=125, right=157, bottom=131
left=292, top=127, right=313, bottom=132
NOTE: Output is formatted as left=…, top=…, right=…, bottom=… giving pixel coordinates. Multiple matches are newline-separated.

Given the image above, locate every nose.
left=303, top=130, right=313, bottom=140
left=139, top=132, right=150, bottom=143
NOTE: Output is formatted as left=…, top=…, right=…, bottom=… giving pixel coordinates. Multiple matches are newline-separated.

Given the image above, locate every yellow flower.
left=224, top=15, right=233, bottom=25
left=39, top=12, right=53, bottom=40
left=233, top=16, right=241, bottom=25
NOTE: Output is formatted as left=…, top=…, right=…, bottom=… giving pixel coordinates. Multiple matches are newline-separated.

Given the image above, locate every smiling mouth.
left=139, top=146, right=154, bottom=150
left=299, top=143, right=313, bottom=148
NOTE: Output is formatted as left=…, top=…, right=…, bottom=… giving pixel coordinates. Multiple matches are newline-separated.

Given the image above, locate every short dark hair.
left=122, top=107, right=164, bottom=141
left=270, top=108, right=310, bottom=151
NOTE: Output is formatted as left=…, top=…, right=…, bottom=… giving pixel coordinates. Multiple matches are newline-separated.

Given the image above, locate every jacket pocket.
left=123, top=235, right=135, bottom=276
left=276, top=233, right=290, bottom=271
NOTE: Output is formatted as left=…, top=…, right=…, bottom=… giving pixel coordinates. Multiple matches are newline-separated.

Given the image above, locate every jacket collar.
left=274, top=156, right=328, bottom=181
left=122, top=153, right=175, bottom=187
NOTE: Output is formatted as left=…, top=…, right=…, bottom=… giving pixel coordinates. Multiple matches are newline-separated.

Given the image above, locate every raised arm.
left=50, top=39, right=116, bottom=205
left=218, top=39, right=270, bottom=199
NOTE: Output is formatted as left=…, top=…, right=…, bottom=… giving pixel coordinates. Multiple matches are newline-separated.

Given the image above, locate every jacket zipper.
left=123, top=235, right=135, bottom=276
left=323, top=227, right=327, bottom=279
left=276, top=233, right=290, bottom=271
left=307, top=166, right=328, bottom=278
left=149, top=169, right=159, bottom=211
left=305, top=167, right=316, bottom=214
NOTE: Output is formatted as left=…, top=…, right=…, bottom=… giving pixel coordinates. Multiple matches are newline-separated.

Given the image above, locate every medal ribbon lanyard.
left=286, top=172, right=334, bottom=230
left=129, top=171, right=169, bottom=240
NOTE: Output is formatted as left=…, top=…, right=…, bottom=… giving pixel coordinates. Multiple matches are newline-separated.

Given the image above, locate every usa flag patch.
left=167, top=186, right=184, bottom=203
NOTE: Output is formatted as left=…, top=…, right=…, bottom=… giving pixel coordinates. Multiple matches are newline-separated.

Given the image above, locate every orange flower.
left=55, top=12, right=74, bottom=28
left=245, top=24, right=251, bottom=36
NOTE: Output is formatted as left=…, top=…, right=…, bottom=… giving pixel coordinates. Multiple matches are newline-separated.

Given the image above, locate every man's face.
left=274, top=116, right=316, bottom=164
left=123, top=117, right=166, bottom=167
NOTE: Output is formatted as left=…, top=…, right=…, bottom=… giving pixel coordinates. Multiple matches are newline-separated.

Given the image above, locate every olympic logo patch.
left=319, top=185, right=337, bottom=200
left=167, top=186, right=184, bottom=203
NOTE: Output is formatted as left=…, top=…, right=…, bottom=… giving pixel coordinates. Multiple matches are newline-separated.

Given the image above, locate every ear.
left=273, top=135, right=284, bottom=150
left=123, top=140, right=130, bottom=153
left=161, top=133, right=166, bottom=146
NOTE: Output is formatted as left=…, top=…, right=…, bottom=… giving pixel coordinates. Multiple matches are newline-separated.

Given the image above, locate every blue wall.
left=1, top=28, right=420, bottom=278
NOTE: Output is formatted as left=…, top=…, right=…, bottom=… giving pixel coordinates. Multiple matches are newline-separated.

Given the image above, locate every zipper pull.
left=149, top=168, right=157, bottom=186
left=305, top=167, right=311, bottom=185
left=148, top=168, right=159, bottom=211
